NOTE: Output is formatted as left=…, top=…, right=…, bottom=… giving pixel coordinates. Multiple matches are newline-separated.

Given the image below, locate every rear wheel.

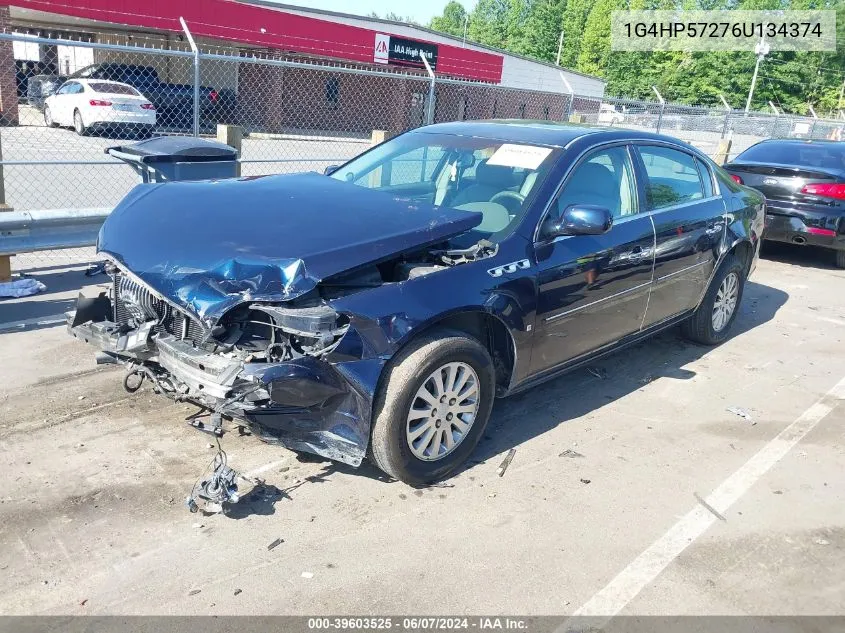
left=370, top=330, right=496, bottom=486
left=682, top=255, right=745, bottom=345
left=73, top=110, right=87, bottom=136
left=835, top=250, right=845, bottom=269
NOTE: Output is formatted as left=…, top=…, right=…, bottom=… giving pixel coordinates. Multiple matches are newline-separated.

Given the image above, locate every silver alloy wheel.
left=712, top=271, right=739, bottom=332
left=74, top=111, right=84, bottom=134
left=406, top=361, right=480, bottom=462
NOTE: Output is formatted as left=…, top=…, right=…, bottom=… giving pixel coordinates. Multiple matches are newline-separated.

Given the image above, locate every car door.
left=632, top=144, right=726, bottom=327
left=529, top=144, right=656, bottom=376
left=50, top=81, right=74, bottom=124
left=68, top=82, right=87, bottom=123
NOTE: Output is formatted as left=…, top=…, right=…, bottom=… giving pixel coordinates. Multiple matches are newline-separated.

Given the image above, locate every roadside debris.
left=587, top=367, right=607, bottom=380
left=84, top=262, right=107, bottom=277
left=559, top=449, right=585, bottom=459
left=497, top=449, right=516, bottom=477
left=79, top=599, right=88, bottom=607
left=579, top=478, right=591, bottom=485
left=301, top=571, right=314, bottom=579
left=191, top=522, right=204, bottom=529
left=186, top=442, right=241, bottom=514
left=0, top=277, right=46, bottom=298
left=267, top=538, right=284, bottom=551
left=726, top=406, right=756, bottom=425
left=234, top=588, right=242, bottom=596
left=694, top=492, right=727, bottom=522
left=188, top=589, right=201, bottom=596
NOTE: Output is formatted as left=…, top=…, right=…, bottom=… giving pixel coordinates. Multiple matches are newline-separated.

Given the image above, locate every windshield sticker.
left=487, top=144, right=552, bottom=170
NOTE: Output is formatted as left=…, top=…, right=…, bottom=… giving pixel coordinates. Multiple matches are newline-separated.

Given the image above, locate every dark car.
left=16, top=60, right=58, bottom=99
left=725, top=139, right=845, bottom=268
left=58, top=63, right=235, bottom=128
left=67, top=121, right=764, bottom=490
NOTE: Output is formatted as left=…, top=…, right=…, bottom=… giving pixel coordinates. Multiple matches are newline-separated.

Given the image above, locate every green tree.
left=518, top=0, right=568, bottom=61
left=559, top=0, right=592, bottom=66
left=429, top=1, right=469, bottom=37
left=577, top=0, right=627, bottom=76
left=467, top=0, right=511, bottom=47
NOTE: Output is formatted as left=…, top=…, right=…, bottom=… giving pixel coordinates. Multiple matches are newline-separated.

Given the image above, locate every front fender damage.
left=67, top=264, right=389, bottom=484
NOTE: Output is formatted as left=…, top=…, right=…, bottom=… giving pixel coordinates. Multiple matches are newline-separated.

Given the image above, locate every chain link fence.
left=3, top=31, right=844, bottom=273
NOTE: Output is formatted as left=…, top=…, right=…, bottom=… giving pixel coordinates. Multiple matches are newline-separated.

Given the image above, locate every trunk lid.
left=98, top=173, right=482, bottom=325
left=726, top=161, right=845, bottom=212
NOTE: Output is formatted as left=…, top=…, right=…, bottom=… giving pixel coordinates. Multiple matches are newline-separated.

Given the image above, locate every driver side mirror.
left=542, top=204, right=613, bottom=239
left=323, top=165, right=340, bottom=176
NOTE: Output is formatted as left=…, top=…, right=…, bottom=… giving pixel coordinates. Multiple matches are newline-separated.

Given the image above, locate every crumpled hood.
left=98, top=172, right=481, bottom=326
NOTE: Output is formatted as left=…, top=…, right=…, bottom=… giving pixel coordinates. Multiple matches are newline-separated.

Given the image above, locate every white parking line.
left=0, top=313, right=67, bottom=333
left=570, top=374, right=845, bottom=619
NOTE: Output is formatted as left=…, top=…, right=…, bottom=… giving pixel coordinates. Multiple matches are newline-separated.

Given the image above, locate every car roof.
left=751, top=138, right=843, bottom=146
left=413, top=120, right=696, bottom=150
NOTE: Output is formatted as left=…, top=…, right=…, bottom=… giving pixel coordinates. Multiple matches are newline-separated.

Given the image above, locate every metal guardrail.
left=0, top=207, right=111, bottom=255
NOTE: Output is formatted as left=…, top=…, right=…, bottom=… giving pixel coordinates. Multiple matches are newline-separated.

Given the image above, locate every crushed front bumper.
left=68, top=312, right=378, bottom=467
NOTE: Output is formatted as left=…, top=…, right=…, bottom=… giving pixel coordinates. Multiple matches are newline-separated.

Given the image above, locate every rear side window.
left=637, top=145, right=704, bottom=210
left=695, top=157, right=714, bottom=197
left=90, top=82, right=139, bottom=96
left=736, top=142, right=845, bottom=171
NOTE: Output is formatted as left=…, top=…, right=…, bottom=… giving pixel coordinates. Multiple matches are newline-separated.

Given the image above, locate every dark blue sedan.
left=68, top=121, right=765, bottom=494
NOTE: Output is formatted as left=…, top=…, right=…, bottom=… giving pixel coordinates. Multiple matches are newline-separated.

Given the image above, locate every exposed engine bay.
left=68, top=239, right=496, bottom=512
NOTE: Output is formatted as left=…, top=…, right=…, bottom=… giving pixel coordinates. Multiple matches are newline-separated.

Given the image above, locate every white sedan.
left=44, top=79, right=156, bottom=137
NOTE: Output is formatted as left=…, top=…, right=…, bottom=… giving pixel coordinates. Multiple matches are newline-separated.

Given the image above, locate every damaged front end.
left=69, top=258, right=375, bottom=468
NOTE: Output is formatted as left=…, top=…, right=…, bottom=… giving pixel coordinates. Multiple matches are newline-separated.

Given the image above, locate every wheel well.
left=730, top=240, right=754, bottom=276
left=410, top=312, right=516, bottom=395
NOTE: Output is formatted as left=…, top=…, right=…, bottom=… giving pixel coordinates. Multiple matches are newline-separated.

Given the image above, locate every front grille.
left=113, top=269, right=205, bottom=344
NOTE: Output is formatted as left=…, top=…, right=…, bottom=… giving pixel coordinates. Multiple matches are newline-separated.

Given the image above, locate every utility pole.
left=745, top=37, right=770, bottom=114
left=556, top=31, right=564, bottom=65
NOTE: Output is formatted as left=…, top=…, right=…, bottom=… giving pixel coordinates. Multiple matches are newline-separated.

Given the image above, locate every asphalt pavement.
left=0, top=244, right=843, bottom=615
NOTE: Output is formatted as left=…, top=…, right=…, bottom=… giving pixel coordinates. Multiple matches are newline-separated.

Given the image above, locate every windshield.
left=330, top=132, right=558, bottom=241
left=737, top=142, right=845, bottom=171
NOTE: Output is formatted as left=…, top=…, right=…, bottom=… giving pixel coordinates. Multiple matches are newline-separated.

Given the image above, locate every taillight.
left=89, top=99, right=112, bottom=107
left=800, top=183, right=845, bottom=200
left=806, top=227, right=837, bottom=236
left=730, top=174, right=743, bottom=184
left=140, top=103, right=155, bottom=110
left=209, top=90, right=219, bottom=102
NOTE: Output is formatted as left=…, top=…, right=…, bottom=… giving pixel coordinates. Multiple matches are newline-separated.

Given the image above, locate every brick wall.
left=0, top=5, right=18, bottom=125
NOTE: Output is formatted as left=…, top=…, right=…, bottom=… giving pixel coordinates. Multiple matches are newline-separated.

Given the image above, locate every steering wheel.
left=489, top=191, right=525, bottom=215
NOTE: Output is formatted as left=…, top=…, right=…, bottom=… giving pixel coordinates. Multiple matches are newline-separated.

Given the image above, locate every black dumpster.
left=106, top=136, right=238, bottom=183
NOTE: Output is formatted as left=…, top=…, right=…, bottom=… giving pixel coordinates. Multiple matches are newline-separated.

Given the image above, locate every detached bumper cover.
left=68, top=313, right=383, bottom=467
left=764, top=202, right=845, bottom=250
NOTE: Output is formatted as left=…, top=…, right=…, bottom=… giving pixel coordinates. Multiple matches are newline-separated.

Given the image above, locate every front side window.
left=548, top=146, right=638, bottom=231
left=330, top=133, right=558, bottom=239
left=637, top=145, right=704, bottom=210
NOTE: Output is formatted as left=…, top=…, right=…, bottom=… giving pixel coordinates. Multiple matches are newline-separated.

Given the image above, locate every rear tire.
left=682, top=255, right=745, bottom=345
left=370, top=330, right=496, bottom=486
left=73, top=110, right=87, bottom=136
left=835, top=250, right=845, bottom=269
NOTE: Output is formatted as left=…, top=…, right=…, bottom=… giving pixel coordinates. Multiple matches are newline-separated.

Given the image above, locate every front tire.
left=682, top=255, right=745, bottom=345
left=835, top=250, right=845, bottom=269
left=370, top=330, right=496, bottom=485
left=73, top=110, right=87, bottom=136
left=44, top=106, right=56, bottom=128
